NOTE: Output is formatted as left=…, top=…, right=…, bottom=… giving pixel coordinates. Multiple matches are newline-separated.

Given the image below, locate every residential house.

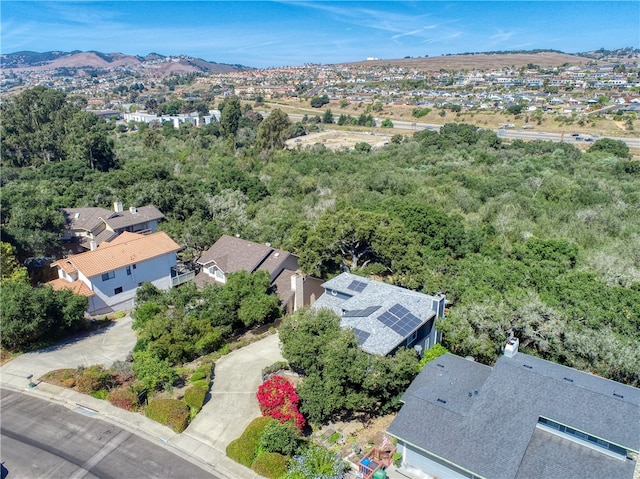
left=48, top=231, right=181, bottom=315
left=194, top=235, right=323, bottom=313
left=312, top=272, right=445, bottom=356
left=62, top=201, right=164, bottom=252
left=387, top=341, right=640, bottom=479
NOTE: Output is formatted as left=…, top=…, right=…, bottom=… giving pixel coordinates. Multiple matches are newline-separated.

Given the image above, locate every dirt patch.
left=339, top=52, right=598, bottom=71
left=314, top=413, right=398, bottom=463
left=286, top=129, right=393, bottom=151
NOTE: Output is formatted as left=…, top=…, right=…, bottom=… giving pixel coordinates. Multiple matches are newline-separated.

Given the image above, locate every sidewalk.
left=0, top=323, right=284, bottom=479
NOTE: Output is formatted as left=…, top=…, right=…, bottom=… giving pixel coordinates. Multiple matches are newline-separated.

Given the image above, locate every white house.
left=48, top=231, right=181, bottom=315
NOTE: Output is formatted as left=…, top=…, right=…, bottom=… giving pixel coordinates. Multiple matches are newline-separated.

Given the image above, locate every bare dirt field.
left=286, top=129, right=394, bottom=151
left=339, top=52, right=598, bottom=71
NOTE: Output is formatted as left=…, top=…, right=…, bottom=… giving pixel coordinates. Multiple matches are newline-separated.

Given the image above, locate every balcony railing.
left=171, top=269, right=195, bottom=287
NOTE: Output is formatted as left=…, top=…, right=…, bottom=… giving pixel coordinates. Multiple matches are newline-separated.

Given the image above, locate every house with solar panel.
left=312, top=272, right=446, bottom=356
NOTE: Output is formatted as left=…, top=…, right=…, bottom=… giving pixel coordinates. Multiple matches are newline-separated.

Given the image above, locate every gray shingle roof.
left=62, top=205, right=164, bottom=233
left=103, top=205, right=164, bottom=230
left=197, top=235, right=273, bottom=272
left=62, top=207, right=110, bottom=232
left=313, top=273, right=440, bottom=355
left=388, top=353, right=640, bottom=479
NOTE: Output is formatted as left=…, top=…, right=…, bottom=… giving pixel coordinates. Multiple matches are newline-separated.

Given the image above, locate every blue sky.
left=2, top=1, right=638, bottom=68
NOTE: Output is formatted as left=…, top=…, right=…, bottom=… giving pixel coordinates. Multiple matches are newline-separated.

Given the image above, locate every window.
left=132, top=264, right=137, bottom=269
left=114, top=286, right=123, bottom=294
left=407, top=331, right=418, bottom=345
left=102, top=271, right=115, bottom=281
left=126, top=266, right=131, bottom=276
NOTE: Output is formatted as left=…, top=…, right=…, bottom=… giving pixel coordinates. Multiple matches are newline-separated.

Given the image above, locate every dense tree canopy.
left=280, top=308, right=419, bottom=423
left=1, top=87, right=115, bottom=170
left=2, top=88, right=638, bottom=387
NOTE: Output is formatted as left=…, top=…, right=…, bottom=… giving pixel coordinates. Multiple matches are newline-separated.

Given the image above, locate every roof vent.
left=436, top=398, right=447, bottom=404
left=613, top=392, right=624, bottom=399
left=436, top=363, right=445, bottom=368
left=523, top=364, right=533, bottom=369
left=504, top=337, right=519, bottom=357
left=563, top=377, right=574, bottom=383
left=129, top=206, right=137, bottom=214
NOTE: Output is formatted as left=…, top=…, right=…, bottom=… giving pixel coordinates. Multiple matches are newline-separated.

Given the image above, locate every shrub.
left=184, top=385, right=207, bottom=412
left=418, top=344, right=449, bottom=371
left=226, top=417, right=274, bottom=467
left=75, top=365, right=115, bottom=394
left=145, top=398, right=190, bottom=433
left=259, top=420, right=301, bottom=456
left=262, top=360, right=289, bottom=378
left=191, top=379, right=209, bottom=389
left=257, top=376, right=305, bottom=430
left=190, top=370, right=207, bottom=382
left=92, top=389, right=109, bottom=400
left=284, top=445, right=348, bottom=479
left=62, top=377, right=76, bottom=388
left=108, top=387, right=138, bottom=411
left=251, top=452, right=288, bottom=479
left=226, top=437, right=256, bottom=468
left=190, top=363, right=212, bottom=384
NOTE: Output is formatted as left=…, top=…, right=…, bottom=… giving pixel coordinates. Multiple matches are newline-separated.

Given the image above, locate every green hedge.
left=145, top=398, right=190, bottom=433
left=251, top=452, right=288, bottom=479
left=184, top=385, right=207, bottom=412
left=226, top=416, right=274, bottom=467
left=190, top=363, right=213, bottom=383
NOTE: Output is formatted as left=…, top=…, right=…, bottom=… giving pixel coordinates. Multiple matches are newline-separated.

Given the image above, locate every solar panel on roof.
left=347, top=280, right=367, bottom=293
left=404, top=314, right=422, bottom=330
left=344, top=305, right=381, bottom=317
left=378, top=312, right=396, bottom=327
left=353, top=328, right=371, bottom=346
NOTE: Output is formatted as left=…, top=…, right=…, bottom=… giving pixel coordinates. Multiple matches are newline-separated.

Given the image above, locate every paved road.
left=280, top=112, right=639, bottom=148
left=0, top=388, right=217, bottom=479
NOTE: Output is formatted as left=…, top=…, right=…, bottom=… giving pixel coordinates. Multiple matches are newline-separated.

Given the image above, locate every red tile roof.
left=52, top=231, right=180, bottom=278
left=47, top=278, right=95, bottom=297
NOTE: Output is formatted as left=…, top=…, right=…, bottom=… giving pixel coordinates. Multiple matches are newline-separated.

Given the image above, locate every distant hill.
left=339, top=51, right=599, bottom=71
left=0, top=50, right=250, bottom=73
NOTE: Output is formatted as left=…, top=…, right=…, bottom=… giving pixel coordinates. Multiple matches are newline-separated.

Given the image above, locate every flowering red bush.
left=256, top=376, right=305, bottom=430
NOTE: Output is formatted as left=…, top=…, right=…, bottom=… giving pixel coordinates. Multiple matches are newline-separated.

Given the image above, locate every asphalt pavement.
left=1, top=388, right=217, bottom=479
left=0, top=317, right=284, bottom=479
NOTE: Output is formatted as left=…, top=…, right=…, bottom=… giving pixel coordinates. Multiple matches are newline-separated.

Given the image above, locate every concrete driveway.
left=182, top=333, right=284, bottom=451
left=0, top=316, right=136, bottom=388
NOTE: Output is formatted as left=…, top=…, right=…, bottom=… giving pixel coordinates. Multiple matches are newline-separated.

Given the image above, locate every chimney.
left=129, top=206, right=137, bottom=214
left=504, top=337, right=519, bottom=358
left=432, top=293, right=446, bottom=318
left=114, top=201, right=123, bottom=213
left=291, top=273, right=305, bottom=311
left=90, top=240, right=97, bottom=251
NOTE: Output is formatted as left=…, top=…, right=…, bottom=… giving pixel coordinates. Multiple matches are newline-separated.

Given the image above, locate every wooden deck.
left=358, top=446, right=396, bottom=479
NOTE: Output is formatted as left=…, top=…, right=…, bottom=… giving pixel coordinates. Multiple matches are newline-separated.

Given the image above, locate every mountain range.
left=0, top=50, right=250, bottom=73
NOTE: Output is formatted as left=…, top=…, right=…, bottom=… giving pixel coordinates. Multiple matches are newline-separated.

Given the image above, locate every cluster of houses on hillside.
left=46, top=201, right=640, bottom=479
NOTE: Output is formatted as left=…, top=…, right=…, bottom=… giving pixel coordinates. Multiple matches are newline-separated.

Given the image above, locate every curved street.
left=1, top=388, right=217, bottom=479
left=0, top=317, right=284, bottom=479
